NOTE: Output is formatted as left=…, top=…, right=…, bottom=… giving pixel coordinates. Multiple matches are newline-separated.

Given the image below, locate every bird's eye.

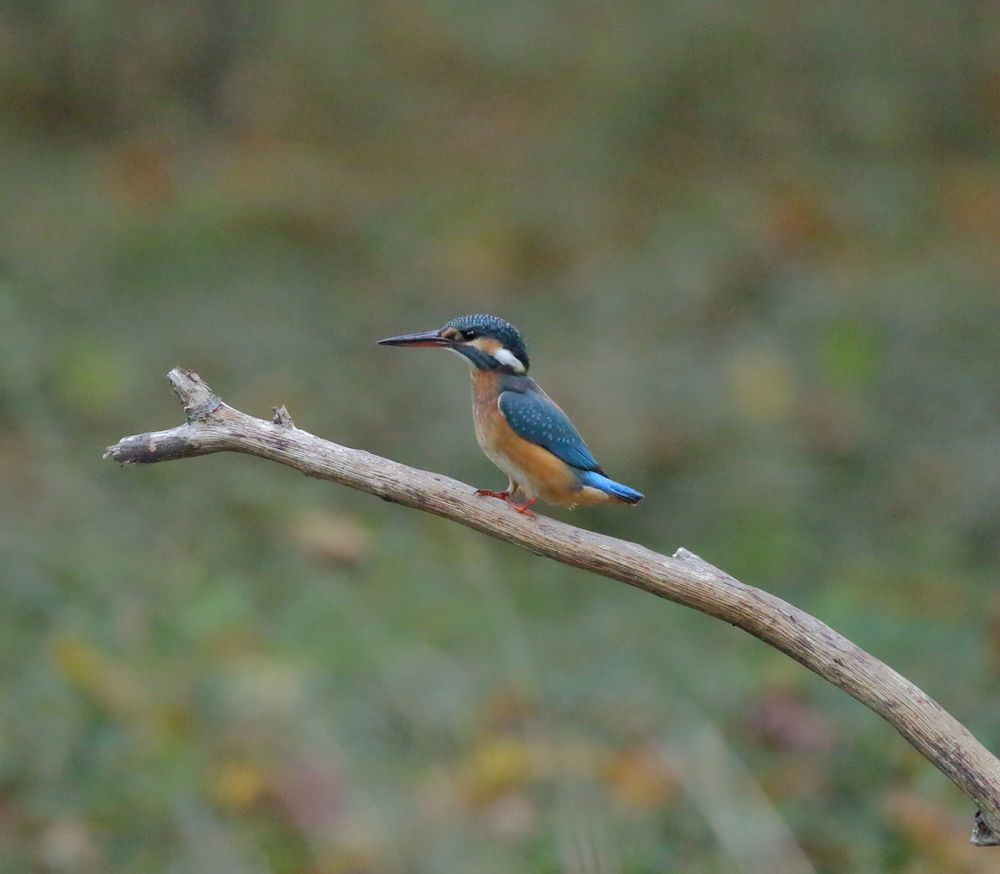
left=463, top=330, right=480, bottom=341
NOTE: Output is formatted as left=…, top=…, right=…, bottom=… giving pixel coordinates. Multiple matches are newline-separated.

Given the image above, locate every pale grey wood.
left=104, top=367, right=1000, bottom=845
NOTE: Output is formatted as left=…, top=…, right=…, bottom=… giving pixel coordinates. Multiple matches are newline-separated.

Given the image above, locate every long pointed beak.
left=377, top=329, right=454, bottom=348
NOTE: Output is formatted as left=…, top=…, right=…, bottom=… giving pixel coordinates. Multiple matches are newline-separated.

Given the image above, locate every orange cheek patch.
left=470, top=337, right=503, bottom=355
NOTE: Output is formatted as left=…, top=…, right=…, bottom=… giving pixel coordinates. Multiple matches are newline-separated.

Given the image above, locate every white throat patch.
left=493, top=347, right=525, bottom=373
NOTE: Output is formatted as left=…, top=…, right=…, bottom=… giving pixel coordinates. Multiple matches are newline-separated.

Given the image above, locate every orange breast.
left=470, top=371, right=613, bottom=506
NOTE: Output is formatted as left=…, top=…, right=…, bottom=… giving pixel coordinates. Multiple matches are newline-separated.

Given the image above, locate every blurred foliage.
left=1, top=1, right=999, bottom=872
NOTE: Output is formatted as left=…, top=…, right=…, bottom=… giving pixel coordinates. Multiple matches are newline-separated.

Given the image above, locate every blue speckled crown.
left=443, top=314, right=530, bottom=372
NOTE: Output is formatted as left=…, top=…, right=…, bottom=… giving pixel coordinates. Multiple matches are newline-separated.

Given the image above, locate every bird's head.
left=378, top=313, right=529, bottom=374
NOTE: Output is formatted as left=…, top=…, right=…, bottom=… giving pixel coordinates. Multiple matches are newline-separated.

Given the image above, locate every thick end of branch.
left=102, top=368, right=225, bottom=464
left=103, top=431, right=202, bottom=464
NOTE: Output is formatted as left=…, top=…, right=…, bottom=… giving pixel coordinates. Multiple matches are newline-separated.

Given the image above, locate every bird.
left=378, top=313, right=643, bottom=516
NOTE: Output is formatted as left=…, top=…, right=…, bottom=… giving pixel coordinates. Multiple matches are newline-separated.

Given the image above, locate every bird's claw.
left=475, top=489, right=511, bottom=500
left=508, top=498, right=537, bottom=517
left=475, top=489, right=536, bottom=518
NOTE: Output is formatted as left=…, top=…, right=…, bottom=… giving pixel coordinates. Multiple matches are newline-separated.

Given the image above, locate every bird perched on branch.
left=378, top=314, right=643, bottom=515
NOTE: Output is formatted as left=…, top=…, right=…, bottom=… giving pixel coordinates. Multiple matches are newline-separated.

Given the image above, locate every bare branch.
left=105, top=367, right=1000, bottom=845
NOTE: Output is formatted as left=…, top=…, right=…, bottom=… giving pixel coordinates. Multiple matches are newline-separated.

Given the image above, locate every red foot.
left=475, top=488, right=511, bottom=500
left=508, top=497, right=537, bottom=517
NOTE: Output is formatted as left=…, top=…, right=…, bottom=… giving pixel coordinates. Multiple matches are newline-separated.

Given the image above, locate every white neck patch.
left=493, top=347, right=526, bottom=373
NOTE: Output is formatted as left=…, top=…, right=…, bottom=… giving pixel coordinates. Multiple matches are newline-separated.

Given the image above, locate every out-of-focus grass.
left=1, top=2, right=999, bottom=872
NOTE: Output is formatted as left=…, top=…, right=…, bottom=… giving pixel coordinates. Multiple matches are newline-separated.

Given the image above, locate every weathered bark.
left=104, top=367, right=1000, bottom=845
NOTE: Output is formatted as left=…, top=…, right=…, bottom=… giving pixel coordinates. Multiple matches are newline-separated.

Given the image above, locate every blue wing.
left=499, top=387, right=603, bottom=473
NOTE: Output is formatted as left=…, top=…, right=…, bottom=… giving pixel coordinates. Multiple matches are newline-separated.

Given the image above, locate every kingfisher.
left=378, top=314, right=643, bottom=515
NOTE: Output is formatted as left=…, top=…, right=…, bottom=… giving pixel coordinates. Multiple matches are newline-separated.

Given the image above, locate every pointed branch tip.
left=272, top=405, right=295, bottom=428
left=167, top=367, right=221, bottom=421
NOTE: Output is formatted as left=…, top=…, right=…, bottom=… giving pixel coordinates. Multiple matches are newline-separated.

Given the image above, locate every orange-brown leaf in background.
left=107, top=138, right=175, bottom=212
left=763, top=185, right=836, bottom=251
left=884, top=790, right=999, bottom=874
left=210, top=761, right=269, bottom=811
left=605, top=745, right=678, bottom=811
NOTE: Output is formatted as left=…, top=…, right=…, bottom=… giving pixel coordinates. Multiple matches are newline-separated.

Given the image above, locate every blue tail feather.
left=579, top=471, right=644, bottom=504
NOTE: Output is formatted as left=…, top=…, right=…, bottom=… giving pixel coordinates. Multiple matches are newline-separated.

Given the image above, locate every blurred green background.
left=1, top=2, right=999, bottom=872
